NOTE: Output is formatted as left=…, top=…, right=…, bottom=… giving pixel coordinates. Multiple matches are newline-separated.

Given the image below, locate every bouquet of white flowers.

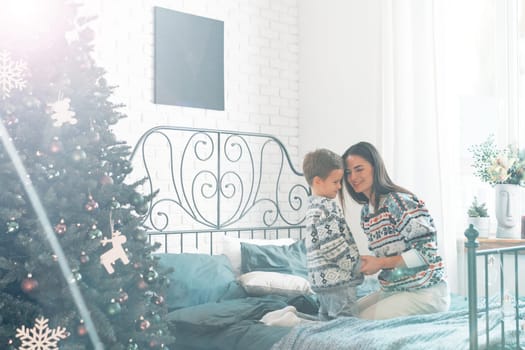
left=469, top=135, right=525, bottom=186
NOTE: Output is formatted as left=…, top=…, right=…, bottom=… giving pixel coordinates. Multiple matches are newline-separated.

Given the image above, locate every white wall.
left=298, top=0, right=381, bottom=155
left=77, top=0, right=306, bottom=254
left=299, top=0, right=382, bottom=254
left=80, top=0, right=300, bottom=166
left=81, top=0, right=382, bottom=254
left=81, top=1, right=466, bottom=288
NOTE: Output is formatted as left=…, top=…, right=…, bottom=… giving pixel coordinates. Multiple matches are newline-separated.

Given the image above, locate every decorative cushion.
left=213, top=235, right=296, bottom=276
left=238, top=271, right=313, bottom=297
left=240, top=239, right=307, bottom=277
left=157, top=253, right=246, bottom=310
left=166, top=296, right=288, bottom=333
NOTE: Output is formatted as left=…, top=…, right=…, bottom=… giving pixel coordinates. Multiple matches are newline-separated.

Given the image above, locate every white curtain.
left=379, top=0, right=462, bottom=292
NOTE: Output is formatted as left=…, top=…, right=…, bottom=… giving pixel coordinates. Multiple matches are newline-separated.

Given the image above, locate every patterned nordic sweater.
left=361, top=192, right=446, bottom=292
left=305, top=195, right=363, bottom=292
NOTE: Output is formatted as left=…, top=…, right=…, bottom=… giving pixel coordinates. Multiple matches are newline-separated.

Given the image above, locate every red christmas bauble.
left=137, top=278, right=148, bottom=290
left=50, top=138, right=63, bottom=153
left=153, top=295, right=165, bottom=305
left=84, top=197, right=99, bottom=211
left=80, top=252, right=90, bottom=264
left=54, top=219, right=67, bottom=234
left=140, top=319, right=151, bottom=331
left=77, top=324, right=88, bottom=336
left=118, top=290, right=129, bottom=303
left=100, top=174, right=114, bottom=185
left=5, top=115, right=19, bottom=126
left=21, top=276, right=38, bottom=293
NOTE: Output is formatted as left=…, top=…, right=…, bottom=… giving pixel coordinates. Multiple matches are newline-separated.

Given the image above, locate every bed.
left=128, top=126, right=525, bottom=350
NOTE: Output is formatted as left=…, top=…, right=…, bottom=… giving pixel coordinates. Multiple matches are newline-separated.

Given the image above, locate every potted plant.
left=469, top=135, right=525, bottom=238
left=467, top=196, right=490, bottom=237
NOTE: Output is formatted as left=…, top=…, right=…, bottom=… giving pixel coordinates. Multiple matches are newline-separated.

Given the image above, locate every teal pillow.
left=157, top=253, right=246, bottom=310
left=166, top=296, right=288, bottom=332
left=240, top=239, right=307, bottom=277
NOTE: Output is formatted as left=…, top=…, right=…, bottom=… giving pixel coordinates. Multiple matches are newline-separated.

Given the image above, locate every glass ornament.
left=21, top=274, right=38, bottom=293
left=110, top=197, right=121, bottom=209
left=118, top=289, right=129, bottom=303
left=107, top=299, right=122, bottom=315
left=151, top=312, right=162, bottom=323
left=88, top=128, right=100, bottom=143
left=54, top=219, right=67, bottom=234
left=85, top=195, right=99, bottom=211
left=139, top=319, right=150, bottom=331
left=6, top=218, right=19, bottom=233
left=100, top=174, right=114, bottom=185
left=88, top=225, right=102, bottom=239
left=113, top=219, right=123, bottom=230
left=80, top=251, right=90, bottom=264
left=127, top=340, right=139, bottom=350
left=135, top=203, right=149, bottom=215
left=72, top=146, right=87, bottom=162
left=153, top=294, right=165, bottom=305
left=137, top=278, right=148, bottom=290
left=5, top=115, right=19, bottom=126
left=134, top=230, right=148, bottom=242
left=72, top=269, right=82, bottom=281
left=77, top=322, right=87, bottom=336
left=50, top=137, right=63, bottom=153
left=146, top=268, right=158, bottom=282
left=131, top=193, right=145, bottom=206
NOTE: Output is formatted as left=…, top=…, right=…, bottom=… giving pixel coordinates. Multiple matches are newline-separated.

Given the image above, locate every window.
left=455, top=0, right=525, bottom=229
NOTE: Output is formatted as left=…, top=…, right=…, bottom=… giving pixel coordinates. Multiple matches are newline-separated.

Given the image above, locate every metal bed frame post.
left=476, top=245, right=525, bottom=349
left=464, top=224, right=479, bottom=350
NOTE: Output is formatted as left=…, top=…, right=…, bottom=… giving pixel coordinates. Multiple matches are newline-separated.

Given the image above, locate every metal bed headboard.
left=128, top=126, right=310, bottom=253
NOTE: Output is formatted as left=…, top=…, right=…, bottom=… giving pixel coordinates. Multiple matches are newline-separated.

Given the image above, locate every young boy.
left=302, top=148, right=363, bottom=320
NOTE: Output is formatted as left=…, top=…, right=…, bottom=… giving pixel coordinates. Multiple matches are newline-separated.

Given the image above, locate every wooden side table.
left=477, top=237, right=525, bottom=252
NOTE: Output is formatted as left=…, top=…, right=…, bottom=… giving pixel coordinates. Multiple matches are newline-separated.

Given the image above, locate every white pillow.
left=213, top=236, right=295, bottom=276
left=238, top=271, right=313, bottom=297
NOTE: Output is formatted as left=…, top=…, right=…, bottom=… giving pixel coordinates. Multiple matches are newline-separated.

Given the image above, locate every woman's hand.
left=359, top=255, right=382, bottom=275
left=359, top=255, right=405, bottom=275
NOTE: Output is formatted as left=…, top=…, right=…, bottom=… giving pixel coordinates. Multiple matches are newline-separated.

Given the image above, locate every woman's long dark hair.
left=340, top=141, right=411, bottom=212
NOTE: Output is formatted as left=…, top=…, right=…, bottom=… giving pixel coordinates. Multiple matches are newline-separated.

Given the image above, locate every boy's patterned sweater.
left=305, top=195, right=363, bottom=292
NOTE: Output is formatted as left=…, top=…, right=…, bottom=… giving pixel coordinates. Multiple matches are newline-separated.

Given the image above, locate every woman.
left=341, top=141, right=450, bottom=320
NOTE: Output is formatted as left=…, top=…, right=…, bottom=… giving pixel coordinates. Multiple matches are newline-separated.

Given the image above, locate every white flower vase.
left=495, top=184, right=522, bottom=238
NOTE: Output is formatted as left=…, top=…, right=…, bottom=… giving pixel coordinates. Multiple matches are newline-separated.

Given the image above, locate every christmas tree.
left=0, top=1, right=175, bottom=349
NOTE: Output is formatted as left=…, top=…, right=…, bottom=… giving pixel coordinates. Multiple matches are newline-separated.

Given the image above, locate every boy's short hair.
left=302, top=148, right=343, bottom=186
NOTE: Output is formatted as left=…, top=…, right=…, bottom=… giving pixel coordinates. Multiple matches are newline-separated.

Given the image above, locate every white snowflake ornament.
left=0, top=50, right=28, bottom=99
left=16, top=316, right=68, bottom=350
left=47, top=97, right=78, bottom=127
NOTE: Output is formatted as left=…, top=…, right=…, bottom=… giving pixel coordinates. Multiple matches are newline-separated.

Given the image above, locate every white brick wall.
left=78, top=1, right=302, bottom=251
left=79, top=0, right=300, bottom=162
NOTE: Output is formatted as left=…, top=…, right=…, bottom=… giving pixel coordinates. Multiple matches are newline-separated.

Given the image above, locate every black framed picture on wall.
left=154, top=7, right=224, bottom=110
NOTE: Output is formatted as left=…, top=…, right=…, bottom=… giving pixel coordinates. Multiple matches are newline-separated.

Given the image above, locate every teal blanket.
left=272, top=304, right=524, bottom=350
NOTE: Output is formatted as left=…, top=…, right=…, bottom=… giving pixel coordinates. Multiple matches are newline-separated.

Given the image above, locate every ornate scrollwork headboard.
left=128, top=126, right=310, bottom=253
